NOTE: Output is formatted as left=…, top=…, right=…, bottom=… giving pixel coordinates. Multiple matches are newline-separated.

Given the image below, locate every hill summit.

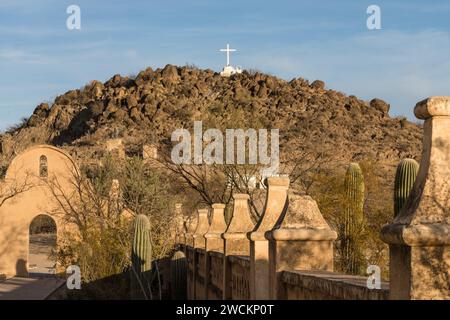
left=0, top=64, right=422, bottom=171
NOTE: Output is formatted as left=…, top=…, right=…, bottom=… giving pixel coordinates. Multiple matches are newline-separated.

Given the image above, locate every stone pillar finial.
left=381, top=96, right=450, bottom=300
left=250, top=177, right=290, bottom=240
left=248, top=176, right=290, bottom=300
left=193, top=208, right=209, bottom=249
left=204, top=204, right=227, bottom=252
left=205, top=204, right=227, bottom=237
left=225, top=194, right=254, bottom=236
left=222, top=194, right=255, bottom=299
left=204, top=204, right=227, bottom=299
left=267, top=194, right=337, bottom=299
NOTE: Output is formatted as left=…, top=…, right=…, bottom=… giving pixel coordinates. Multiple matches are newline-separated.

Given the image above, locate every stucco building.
left=0, top=145, right=79, bottom=278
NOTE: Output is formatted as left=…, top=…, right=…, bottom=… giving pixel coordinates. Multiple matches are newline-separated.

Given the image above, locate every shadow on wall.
left=415, top=171, right=450, bottom=297
left=15, top=259, right=28, bottom=278
left=0, top=215, right=27, bottom=278
left=418, top=246, right=449, bottom=295
left=54, top=270, right=132, bottom=300
left=50, top=258, right=171, bottom=300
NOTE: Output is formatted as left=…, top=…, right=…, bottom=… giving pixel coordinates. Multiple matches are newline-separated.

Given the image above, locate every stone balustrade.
left=175, top=97, right=449, bottom=300
left=381, top=96, right=450, bottom=300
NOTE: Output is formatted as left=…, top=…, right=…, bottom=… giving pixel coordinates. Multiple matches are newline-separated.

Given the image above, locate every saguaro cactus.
left=170, top=251, right=187, bottom=300
left=131, top=214, right=152, bottom=299
left=394, top=158, right=419, bottom=217
left=341, top=163, right=365, bottom=275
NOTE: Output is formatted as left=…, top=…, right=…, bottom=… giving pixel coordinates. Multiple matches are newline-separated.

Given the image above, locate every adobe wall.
left=0, top=145, right=79, bottom=278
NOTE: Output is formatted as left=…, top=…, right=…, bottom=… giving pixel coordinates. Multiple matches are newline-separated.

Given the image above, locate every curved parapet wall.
left=5, top=145, right=78, bottom=180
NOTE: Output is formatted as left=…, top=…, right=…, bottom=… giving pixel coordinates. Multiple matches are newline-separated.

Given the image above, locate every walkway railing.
left=174, top=97, right=450, bottom=300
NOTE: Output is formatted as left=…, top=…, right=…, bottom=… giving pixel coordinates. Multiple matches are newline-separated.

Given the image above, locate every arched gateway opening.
left=28, top=214, right=57, bottom=276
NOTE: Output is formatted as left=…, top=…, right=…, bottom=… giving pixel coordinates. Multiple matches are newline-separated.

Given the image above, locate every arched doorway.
left=29, top=214, right=57, bottom=276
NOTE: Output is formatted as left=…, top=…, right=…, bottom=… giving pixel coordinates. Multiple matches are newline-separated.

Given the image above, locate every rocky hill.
left=0, top=64, right=422, bottom=174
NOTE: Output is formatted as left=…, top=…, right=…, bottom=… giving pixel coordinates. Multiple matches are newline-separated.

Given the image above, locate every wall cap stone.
left=266, top=194, right=337, bottom=241
left=381, top=223, right=450, bottom=246
left=266, top=176, right=290, bottom=187
left=382, top=96, right=450, bottom=247
left=414, top=96, right=450, bottom=119
left=233, top=194, right=250, bottom=200
left=193, top=208, right=209, bottom=239
left=205, top=203, right=227, bottom=238
left=224, top=193, right=254, bottom=236
left=248, top=177, right=290, bottom=240
left=267, top=229, right=338, bottom=241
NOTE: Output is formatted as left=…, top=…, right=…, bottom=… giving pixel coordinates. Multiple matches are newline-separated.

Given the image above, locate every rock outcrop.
left=0, top=65, right=422, bottom=173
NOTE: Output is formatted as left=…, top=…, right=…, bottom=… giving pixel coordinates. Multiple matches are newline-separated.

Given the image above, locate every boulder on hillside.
left=27, top=103, right=50, bottom=127
left=87, top=100, right=105, bottom=117
left=84, top=80, right=104, bottom=100
left=265, top=76, right=277, bottom=90
left=33, top=103, right=49, bottom=116
left=161, top=64, right=180, bottom=80
left=234, top=85, right=249, bottom=100
left=370, top=98, right=390, bottom=115
left=311, top=80, right=325, bottom=90
left=129, top=107, right=141, bottom=121
left=106, top=74, right=124, bottom=88
left=135, top=67, right=154, bottom=85
left=111, top=109, right=127, bottom=120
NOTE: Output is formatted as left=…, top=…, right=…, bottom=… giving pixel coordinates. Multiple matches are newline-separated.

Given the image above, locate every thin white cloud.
left=0, top=0, right=58, bottom=8
left=0, top=48, right=49, bottom=64
left=0, top=25, right=62, bottom=37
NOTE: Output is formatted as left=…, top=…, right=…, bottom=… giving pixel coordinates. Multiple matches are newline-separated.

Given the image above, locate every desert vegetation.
left=46, top=154, right=180, bottom=298
left=0, top=65, right=426, bottom=297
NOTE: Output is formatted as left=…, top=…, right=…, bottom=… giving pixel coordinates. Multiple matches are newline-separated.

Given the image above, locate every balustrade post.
left=222, top=194, right=254, bottom=300
left=192, top=208, right=209, bottom=299
left=248, top=177, right=290, bottom=300
left=381, top=97, right=450, bottom=300
left=204, top=204, right=227, bottom=299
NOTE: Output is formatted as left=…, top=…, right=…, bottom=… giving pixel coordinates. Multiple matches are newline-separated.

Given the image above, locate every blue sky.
left=1, top=0, right=450, bottom=130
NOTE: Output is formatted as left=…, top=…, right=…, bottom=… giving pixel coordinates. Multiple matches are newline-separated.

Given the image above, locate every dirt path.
left=0, top=277, right=65, bottom=300
left=29, top=234, right=57, bottom=275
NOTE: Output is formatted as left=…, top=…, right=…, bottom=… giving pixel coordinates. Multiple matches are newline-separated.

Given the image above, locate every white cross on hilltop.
left=219, top=43, right=243, bottom=77
left=220, top=43, right=236, bottom=66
